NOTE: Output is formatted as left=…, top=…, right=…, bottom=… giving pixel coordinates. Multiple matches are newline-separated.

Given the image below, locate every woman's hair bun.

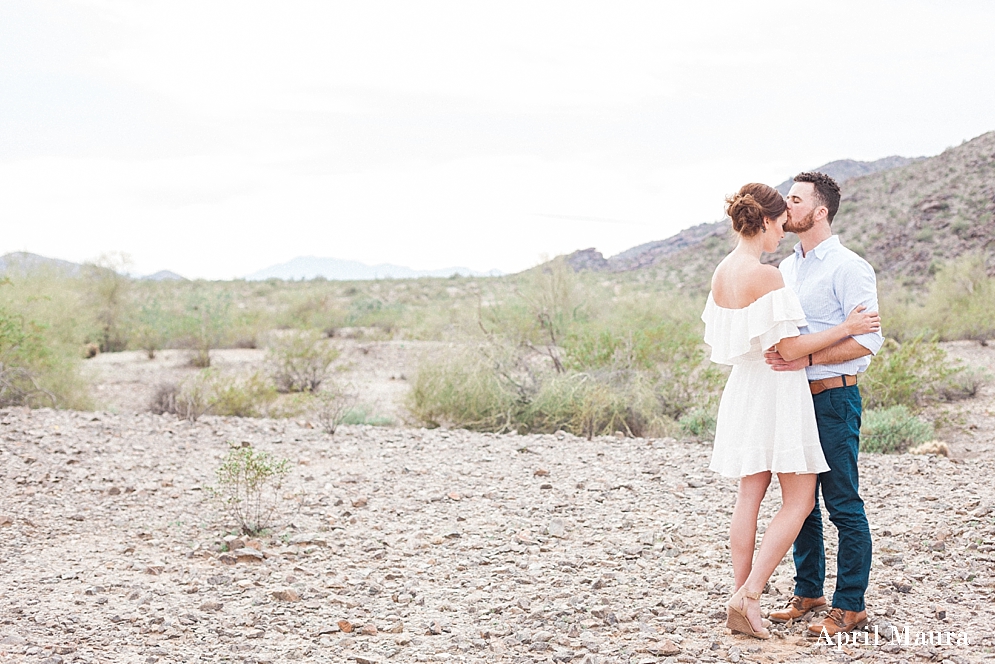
left=725, top=183, right=787, bottom=237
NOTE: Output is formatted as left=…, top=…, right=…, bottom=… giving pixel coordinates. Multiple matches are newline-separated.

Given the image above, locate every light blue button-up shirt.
left=778, top=235, right=885, bottom=381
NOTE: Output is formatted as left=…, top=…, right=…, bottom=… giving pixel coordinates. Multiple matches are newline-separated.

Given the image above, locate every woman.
left=701, top=183, right=879, bottom=639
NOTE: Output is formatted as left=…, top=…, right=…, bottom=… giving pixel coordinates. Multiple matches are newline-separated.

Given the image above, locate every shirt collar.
left=793, top=234, right=840, bottom=260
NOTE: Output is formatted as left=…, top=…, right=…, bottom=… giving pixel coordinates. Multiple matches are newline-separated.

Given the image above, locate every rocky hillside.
left=773, top=155, right=923, bottom=195
left=566, top=132, right=995, bottom=290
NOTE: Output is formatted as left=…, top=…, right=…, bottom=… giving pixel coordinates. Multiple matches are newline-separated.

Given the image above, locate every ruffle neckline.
left=701, top=287, right=808, bottom=364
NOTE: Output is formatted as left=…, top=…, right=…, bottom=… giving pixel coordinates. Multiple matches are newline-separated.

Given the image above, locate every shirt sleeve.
left=834, top=257, right=885, bottom=355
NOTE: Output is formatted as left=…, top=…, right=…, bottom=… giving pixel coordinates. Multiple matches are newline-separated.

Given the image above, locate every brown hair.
left=793, top=171, right=841, bottom=222
left=725, top=183, right=786, bottom=237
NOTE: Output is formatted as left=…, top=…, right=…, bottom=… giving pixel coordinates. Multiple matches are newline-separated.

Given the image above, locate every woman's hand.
left=843, top=305, right=880, bottom=336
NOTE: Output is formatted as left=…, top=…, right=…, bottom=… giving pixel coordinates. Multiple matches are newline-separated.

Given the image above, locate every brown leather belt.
left=809, top=375, right=858, bottom=395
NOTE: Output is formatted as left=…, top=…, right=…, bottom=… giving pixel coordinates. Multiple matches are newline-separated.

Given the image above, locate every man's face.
left=784, top=182, right=820, bottom=233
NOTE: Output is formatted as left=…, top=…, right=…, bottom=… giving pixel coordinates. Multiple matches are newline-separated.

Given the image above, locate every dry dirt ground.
left=1, top=343, right=993, bottom=664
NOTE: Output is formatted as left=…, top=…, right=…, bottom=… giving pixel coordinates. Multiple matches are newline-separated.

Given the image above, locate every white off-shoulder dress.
left=701, top=287, right=829, bottom=478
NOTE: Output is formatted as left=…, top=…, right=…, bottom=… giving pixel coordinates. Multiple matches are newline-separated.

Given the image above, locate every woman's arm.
left=775, top=306, right=880, bottom=362
left=765, top=338, right=872, bottom=371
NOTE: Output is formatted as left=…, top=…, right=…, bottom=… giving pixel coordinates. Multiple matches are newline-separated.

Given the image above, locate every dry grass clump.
left=860, top=405, right=934, bottom=454
left=908, top=440, right=950, bottom=457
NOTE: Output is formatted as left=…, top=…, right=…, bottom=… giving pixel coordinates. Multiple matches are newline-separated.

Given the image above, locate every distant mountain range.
left=563, top=134, right=994, bottom=288
left=0, top=252, right=187, bottom=281
left=245, top=256, right=502, bottom=281
left=0, top=251, right=501, bottom=282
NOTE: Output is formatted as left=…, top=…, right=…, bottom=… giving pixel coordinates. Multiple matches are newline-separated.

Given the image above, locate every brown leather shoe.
left=768, top=595, right=828, bottom=623
left=807, top=607, right=868, bottom=637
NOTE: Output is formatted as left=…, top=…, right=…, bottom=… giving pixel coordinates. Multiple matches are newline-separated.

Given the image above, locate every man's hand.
left=765, top=347, right=808, bottom=372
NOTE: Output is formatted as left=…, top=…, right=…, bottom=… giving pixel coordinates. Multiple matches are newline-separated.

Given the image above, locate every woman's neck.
left=734, top=235, right=764, bottom=260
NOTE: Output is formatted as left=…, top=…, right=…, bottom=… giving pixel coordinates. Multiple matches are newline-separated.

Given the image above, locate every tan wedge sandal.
left=726, top=587, right=771, bottom=639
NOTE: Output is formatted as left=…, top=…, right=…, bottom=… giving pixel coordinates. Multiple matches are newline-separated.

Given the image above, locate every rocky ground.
left=2, top=398, right=994, bottom=664
left=2, top=340, right=994, bottom=663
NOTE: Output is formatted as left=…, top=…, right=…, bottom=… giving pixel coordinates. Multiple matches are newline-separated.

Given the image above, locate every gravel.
left=1, top=406, right=993, bottom=663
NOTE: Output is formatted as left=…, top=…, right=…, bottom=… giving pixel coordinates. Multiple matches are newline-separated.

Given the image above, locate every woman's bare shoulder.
left=755, top=264, right=785, bottom=293
left=712, top=261, right=784, bottom=308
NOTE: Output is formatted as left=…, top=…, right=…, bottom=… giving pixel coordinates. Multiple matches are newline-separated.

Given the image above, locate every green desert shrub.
left=267, top=330, right=340, bottom=393
left=83, top=254, right=133, bottom=353
left=923, top=253, right=995, bottom=341
left=346, top=297, right=404, bottom=337
left=679, top=406, right=718, bottom=441
left=310, top=382, right=358, bottom=434
left=156, top=370, right=282, bottom=420
left=861, top=337, right=956, bottom=410
left=132, top=298, right=174, bottom=359
left=0, top=305, right=57, bottom=407
left=409, top=264, right=721, bottom=438
left=408, top=348, right=517, bottom=431
left=408, top=345, right=702, bottom=439
left=880, top=253, right=995, bottom=342
left=180, top=289, right=234, bottom=367
left=209, top=443, right=291, bottom=535
left=340, top=405, right=396, bottom=427
left=518, top=371, right=662, bottom=439
left=937, top=366, right=989, bottom=401
left=210, top=372, right=279, bottom=417
left=0, top=275, right=92, bottom=410
left=860, top=405, right=933, bottom=454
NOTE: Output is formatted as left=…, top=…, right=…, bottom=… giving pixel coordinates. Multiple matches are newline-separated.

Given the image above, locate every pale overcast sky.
left=3, top=1, right=994, bottom=279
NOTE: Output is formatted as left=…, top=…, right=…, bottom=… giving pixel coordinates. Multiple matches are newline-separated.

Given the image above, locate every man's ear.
left=815, top=205, right=829, bottom=223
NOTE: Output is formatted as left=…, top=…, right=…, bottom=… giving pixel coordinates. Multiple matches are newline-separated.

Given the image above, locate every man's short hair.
left=794, top=171, right=841, bottom=223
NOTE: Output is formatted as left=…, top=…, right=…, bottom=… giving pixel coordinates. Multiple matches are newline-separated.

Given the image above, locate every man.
left=764, top=172, right=884, bottom=637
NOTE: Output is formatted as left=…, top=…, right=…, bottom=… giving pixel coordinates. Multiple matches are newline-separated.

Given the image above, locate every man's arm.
left=765, top=338, right=872, bottom=372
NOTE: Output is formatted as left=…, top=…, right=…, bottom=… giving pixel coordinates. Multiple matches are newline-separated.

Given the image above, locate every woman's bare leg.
left=737, top=472, right=818, bottom=629
left=730, top=472, right=771, bottom=591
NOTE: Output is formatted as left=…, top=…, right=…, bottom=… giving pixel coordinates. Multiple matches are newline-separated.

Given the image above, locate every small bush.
left=0, top=275, right=92, bottom=411
left=0, top=305, right=57, bottom=407
left=181, top=290, right=234, bottom=368
left=209, top=443, right=291, bottom=535
left=346, top=298, right=404, bottom=338
left=133, top=299, right=173, bottom=360
left=861, top=337, right=955, bottom=410
left=268, top=330, right=340, bottom=393
left=173, top=371, right=215, bottom=421
left=518, top=371, right=660, bottom=439
left=157, top=371, right=280, bottom=420
left=924, top=253, right=995, bottom=341
left=311, top=382, right=358, bottom=434
left=860, top=406, right=933, bottom=454
left=408, top=348, right=673, bottom=439
left=938, top=366, right=989, bottom=401
left=679, top=406, right=717, bottom=441
left=408, top=348, right=517, bottom=431
left=341, top=406, right=395, bottom=427
left=210, top=372, right=279, bottom=418
left=150, top=383, right=180, bottom=415
left=83, top=254, right=133, bottom=353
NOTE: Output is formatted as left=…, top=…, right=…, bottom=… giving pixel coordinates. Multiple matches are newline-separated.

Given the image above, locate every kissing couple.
left=701, top=172, right=884, bottom=638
